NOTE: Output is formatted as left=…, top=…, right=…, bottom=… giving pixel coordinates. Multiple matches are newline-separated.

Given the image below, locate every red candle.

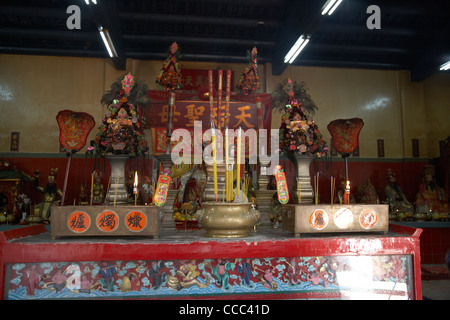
left=217, top=70, right=223, bottom=130
left=344, top=180, right=350, bottom=205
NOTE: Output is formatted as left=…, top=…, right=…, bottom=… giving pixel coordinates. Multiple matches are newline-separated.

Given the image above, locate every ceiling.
left=1, top=0, right=449, bottom=81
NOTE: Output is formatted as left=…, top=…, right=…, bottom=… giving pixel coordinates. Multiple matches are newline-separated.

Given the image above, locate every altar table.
left=0, top=224, right=422, bottom=300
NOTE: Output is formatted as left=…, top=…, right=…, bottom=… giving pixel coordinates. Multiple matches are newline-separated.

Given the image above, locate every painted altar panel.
left=4, top=255, right=413, bottom=300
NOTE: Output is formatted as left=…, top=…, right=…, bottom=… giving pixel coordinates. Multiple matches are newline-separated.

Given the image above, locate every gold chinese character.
left=184, top=75, right=193, bottom=87
left=184, top=104, right=205, bottom=127
left=210, top=104, right=227, bottom=128
left=195, top=75, right=205, bottom=86
left=158, top=104, right=180, bottom=124
left=233, top=105, right=254, bottom=128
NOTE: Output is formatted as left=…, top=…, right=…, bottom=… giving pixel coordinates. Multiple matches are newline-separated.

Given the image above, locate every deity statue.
left=92, top=171, right=105, bottom=205
left=415, top=165, right=448, bottom=214
left=78, top=181, right=89, bottom=205
left=357, top=179, right=379, bottom=204
left=34, top=168, right=62, bottom=223
left=384, top=169, right=414, bottom=215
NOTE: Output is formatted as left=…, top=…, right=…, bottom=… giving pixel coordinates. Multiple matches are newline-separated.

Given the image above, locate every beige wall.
left=0, top=53, right=448, bottom=158
left=0, top=54, right=123, bottom=154
left=422, top=74, right=450, bottom=157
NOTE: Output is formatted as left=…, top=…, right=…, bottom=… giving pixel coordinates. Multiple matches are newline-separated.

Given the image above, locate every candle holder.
left=289, top=153, right=315, bottom=204
left=156, top=154, right=177, bottom=230
left=105, top=155, right=129, bottom=205
left=254, top=159, right=276, bottom=228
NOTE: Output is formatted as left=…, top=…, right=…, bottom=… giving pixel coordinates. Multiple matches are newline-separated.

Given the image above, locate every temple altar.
left=0, top=223, right=422, bottom=300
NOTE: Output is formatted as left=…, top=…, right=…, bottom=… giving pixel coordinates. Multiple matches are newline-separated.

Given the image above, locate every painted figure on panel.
left=25, top=264, right=41, bottom=296
left=167, top=260, right=210, bottom=291
left=147, top=260, right=167, bottom=290
left=285, top=258, right=302, bottom=285
left=6, top=255, right=413, bottom=300
left=99, top=262, right=118, bottom=291
left=79, top=274, right=95, bottom=294
left=121, top=272, right=141, bottom=293
left=255, top=265, right=278, bottom=290
left=208, top=259, right=232, bottom=290
left=51, top=270, right=68, bottom=293
left=237, top=258, right=253, bottom=287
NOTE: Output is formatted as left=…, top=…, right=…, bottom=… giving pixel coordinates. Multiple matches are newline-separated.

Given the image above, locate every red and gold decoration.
left=236, top=47, right=260, bottom=95
left=276, top=79, right=328, bottom=158
left=56, top=110, right=95, bottom=206
left=56, top=110, right=95, bottom=152
left=153, top=168, right=172, bottom=207
left=327, top=118, right=364, bottom=157
left=274, top=165, right=289, bottom=204
left=91, top=73, right=149, bottom=157
left=327, top=118, right=364, bottom=200
left=156, top=42, right=183, bottom=92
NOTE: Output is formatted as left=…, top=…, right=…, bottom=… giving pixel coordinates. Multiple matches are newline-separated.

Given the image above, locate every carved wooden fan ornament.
left=327, top=118, right=364, bottom=180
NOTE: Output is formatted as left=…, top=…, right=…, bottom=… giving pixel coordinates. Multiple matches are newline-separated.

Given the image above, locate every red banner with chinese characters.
left=181, top=69, right=234, bottom=91
left=146, top=101, right=258, bottom=130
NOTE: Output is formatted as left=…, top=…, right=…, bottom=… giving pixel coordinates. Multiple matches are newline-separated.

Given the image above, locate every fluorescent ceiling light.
left=99, top=27, right=118, bottom=58
left=84, top=0, right=97, bottom=4
left=284, top=35, right=310, bottom=64
left=439, top=61, right=450, bottom=71
left=322, top=0, right=343, bottom=15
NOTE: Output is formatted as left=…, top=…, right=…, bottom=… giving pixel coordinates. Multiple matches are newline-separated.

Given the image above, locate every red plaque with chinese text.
left=68, top=211, right=91, bottom=234
left=126, top=210, right=147, bottom=232
left=96, top=210, right=119, bottom=232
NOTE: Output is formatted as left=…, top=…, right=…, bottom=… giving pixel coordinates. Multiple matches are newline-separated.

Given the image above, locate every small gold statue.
left=92, top=171, right=105, bottom=205
left=33, top=168, right=62, bottom=223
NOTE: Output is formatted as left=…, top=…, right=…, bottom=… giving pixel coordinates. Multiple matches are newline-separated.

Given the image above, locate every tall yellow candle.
left=212, top=128, right=218, bottom=200
left=225, top=127, right=229, bottom=201
left=236, top=127, right=241, bottom=202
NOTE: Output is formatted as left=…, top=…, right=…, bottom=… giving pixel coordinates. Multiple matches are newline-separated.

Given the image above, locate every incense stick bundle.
left=330, top=176, right=335, bottom=205
left=314, top=172, right=319, bottom=205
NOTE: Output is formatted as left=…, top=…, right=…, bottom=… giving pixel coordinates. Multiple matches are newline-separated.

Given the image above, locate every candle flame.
left=134, top=171, right=138, bottom=187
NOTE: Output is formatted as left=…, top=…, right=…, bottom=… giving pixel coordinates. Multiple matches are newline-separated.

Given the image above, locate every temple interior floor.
left=422, top=279, right=450, bottom=300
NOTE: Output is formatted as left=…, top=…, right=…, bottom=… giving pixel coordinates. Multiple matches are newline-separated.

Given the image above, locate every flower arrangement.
left=236, top=47, right=260, bottom=95
left=89, top=73, right=150, bottom=158
left=156, top=42, right=183, bottom=91
left=274, top=79, right=328, bottom=158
